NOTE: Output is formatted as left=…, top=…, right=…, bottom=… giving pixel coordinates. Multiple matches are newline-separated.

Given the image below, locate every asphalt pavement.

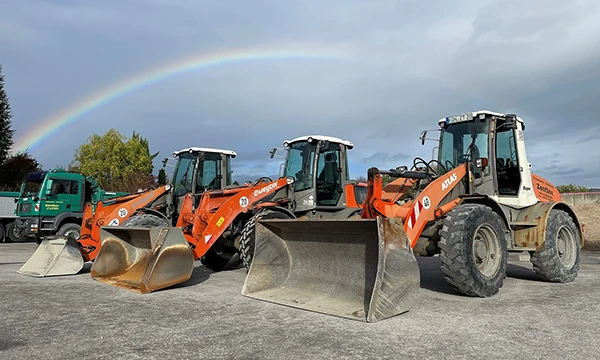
left=1, top=243, right=599, bottom=360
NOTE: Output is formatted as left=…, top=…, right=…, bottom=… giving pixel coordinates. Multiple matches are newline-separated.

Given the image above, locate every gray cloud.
left=1, top=0, right=599, bottom=188
left=360, top=152, right=410, bottom=164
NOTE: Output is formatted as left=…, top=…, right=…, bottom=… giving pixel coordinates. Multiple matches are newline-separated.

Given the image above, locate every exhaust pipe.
left=90, top=226, right=195, bottom=293
left=241, top=217, right=421, bottom=322
left=17, top=236, right=84, bottom=277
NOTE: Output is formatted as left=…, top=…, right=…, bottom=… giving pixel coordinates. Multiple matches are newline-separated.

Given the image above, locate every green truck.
left=11, top=169, right=128, bottom=244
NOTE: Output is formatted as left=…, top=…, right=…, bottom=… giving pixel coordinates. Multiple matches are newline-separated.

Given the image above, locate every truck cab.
left=13, top=169, right=127, bottom=243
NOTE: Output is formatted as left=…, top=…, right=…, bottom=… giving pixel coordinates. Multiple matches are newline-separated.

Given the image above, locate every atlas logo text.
left=442, top=173, right=458, bottom=191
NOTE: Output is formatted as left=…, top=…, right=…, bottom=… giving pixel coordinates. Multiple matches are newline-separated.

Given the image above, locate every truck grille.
left=19, top=203, right=32, bottom=213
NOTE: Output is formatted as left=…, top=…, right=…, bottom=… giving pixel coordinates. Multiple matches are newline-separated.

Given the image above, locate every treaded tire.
left=7, top=222, right=28, bottom=243
left=530, top=209, right=580, bottom=283
left=121, top=214, right=169, bottom=227
left=57, top=223, right=82, bottom=242
left=200, top=246, right=239, bottom=272
left=239, top=209, right=293, bottom=270
left=438, top=203, right=508, bottom=297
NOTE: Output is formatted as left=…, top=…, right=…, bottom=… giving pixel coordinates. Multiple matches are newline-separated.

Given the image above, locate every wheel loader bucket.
left=241, top=217, right=421, bottom=323
left=17, top=236, right=84, bottom=277
left=90, top=226, right=195, bottom=294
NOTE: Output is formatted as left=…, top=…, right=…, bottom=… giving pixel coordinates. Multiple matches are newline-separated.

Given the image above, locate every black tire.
left=200, top=246, right=240, bottom=272
left=0, top=223, right=5, bottom=243
left=7, top=222, right=28, bottom=243
left=438, top=203, right=508, bottom=297
left=530, top=209, right=580, bottom=283
left=121, top=213, right=169, bottom=227
left=239, top=209, right=294, bottom=269
left=57, top=223, right=82, bottom=242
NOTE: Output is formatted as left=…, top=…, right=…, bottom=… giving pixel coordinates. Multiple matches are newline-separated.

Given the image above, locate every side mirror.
left=162, top=158, right=169, bottom=168
left=419, top=130, right=427, bottom=145
left=269, top=148, right=277, bottom=159
left=475, top=157, right=488, bottom=170
left=505, top=114, right=518, bottom=129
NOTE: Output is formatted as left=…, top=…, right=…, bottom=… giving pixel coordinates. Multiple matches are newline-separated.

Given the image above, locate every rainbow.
left=14, top=45, right=352, bottom=152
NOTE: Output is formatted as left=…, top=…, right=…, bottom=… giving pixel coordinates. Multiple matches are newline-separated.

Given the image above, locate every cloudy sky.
left=1, top=0, right=599, bottom=187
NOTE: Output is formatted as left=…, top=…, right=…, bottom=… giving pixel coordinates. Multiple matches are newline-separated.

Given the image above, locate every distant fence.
left=560, top=192, right=600, bottom=205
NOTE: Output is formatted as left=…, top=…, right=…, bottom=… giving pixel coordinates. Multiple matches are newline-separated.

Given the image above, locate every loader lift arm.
left=362, top=162, right=468, bottom=248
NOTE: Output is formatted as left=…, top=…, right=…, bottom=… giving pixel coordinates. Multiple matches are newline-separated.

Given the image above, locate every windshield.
left=438, top=120, right=489, bottom=175
left=20, top=180, right=43, bottom=197
left=283, top=141, right=316, bottom=192
left=172, top=153, right=196, bottom=197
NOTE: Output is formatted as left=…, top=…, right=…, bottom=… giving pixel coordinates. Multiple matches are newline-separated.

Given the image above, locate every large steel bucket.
left=241, top=217, right=421, bottom=322
left=17, top=236, right=84, bottom=277
left=90, top=226, right=195, bottom=293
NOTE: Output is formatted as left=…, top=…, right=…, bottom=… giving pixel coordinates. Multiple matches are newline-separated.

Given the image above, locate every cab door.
left=44, top=177, right=82, bottom=215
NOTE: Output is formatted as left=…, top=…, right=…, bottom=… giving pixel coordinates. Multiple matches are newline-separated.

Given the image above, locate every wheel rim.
left=12, top=227, right=27, bottom=241
left=63, top=229, right=79, bottom=241
left=472, top=225, right=502, bottom=278
left=556, top=226, right=577, bottom=268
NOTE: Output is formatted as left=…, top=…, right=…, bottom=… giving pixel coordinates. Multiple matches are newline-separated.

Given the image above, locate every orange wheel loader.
left=241, top=110, right=583, bottom=323
left=16, top=147, right=238, bottom=277
left=89, top=135, right=368, bottom=293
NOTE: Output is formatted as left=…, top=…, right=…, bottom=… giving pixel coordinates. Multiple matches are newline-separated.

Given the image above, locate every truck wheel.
left=121, top=213, right=169, bottom=227
left=438, top=203, right=508, bottom=297
left=0, top=223, right=5, bottom=243
left=239, top=209, right=294, bottom=270
left=7, top=222, right=28, bottom=243
left=530, top=209, right=580, bottom=283
left=57, top=223, right=82, bottom=242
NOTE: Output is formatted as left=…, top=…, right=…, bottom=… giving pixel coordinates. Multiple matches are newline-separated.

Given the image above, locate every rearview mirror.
left=419, top=130, right=427, bottom=145
left=269, top=148, right=277, bottom=159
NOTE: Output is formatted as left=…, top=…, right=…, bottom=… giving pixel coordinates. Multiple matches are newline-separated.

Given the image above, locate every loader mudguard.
left=513, top=201, right=584, bottom=249
left=254, top=205, right=296, bottom=219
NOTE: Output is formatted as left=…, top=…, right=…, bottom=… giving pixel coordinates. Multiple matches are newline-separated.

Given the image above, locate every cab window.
left=50, top=179, right=79, bottom=196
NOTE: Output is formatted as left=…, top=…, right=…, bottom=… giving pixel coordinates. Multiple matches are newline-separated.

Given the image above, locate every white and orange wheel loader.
left=241, top=110, right=583, bottom=323
left=89, top=135, right=368, bottom=293
left=16, top=147, right=238, bottom=277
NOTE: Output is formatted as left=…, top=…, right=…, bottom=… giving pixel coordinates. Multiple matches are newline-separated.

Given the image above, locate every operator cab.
left=170, top=147, right=236, bottom=213
left=433, top=110, right=535, bottom=205
left=274, top=135, right=353, bottom=211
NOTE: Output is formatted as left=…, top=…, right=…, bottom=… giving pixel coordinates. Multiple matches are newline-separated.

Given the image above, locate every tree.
left=557, top=183, right=590, bottom=193
left=69, top=129, right=159, bottom=192
left=0, top=150, right=43, bottom=191
left=158, top=168, right=167, bottom=185
left=0, top=64, right=15, bottom=166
